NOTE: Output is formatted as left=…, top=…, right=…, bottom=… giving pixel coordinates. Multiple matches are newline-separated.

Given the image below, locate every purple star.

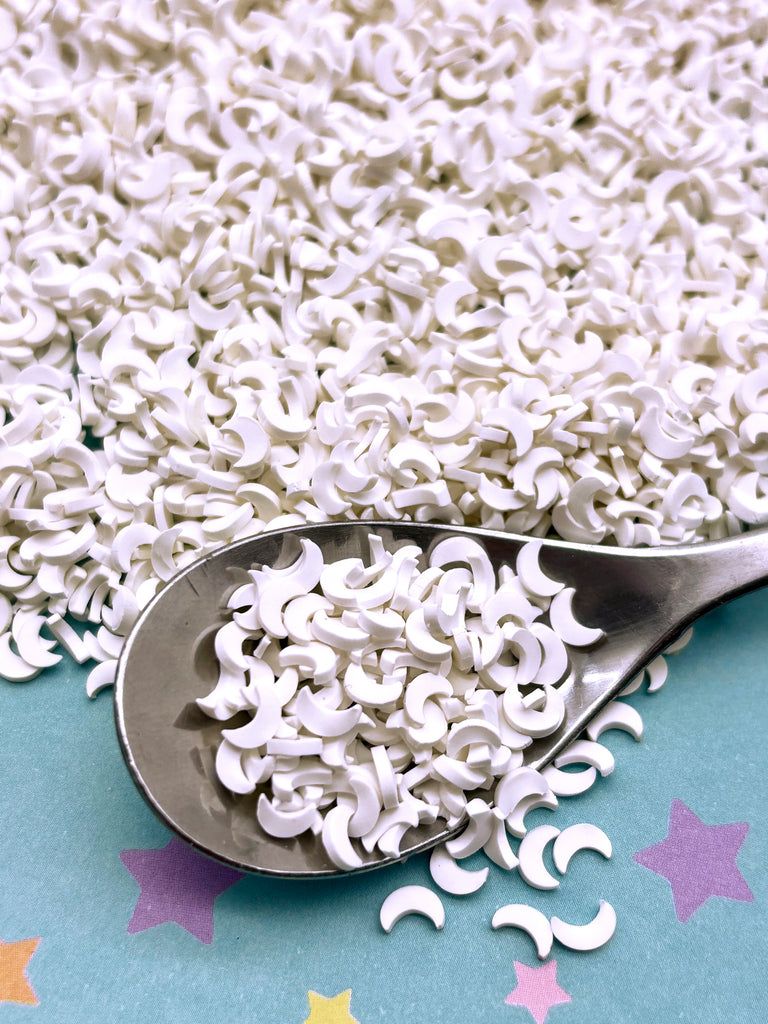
left=634, top=799, right=753, bottom=923
left=120, top=837, right=245, bottom=943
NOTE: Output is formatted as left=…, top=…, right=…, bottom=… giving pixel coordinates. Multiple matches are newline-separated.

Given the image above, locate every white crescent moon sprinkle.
left=379, top=886, right=445, bottom=933
left=518, top=825, right=561, bottom=890
left=515, top=540, right=565, bottom=598
left=541, top=764, right=598, bottom=797
left=586, top=700, right=644, bottom=742
left=552, top=823, right=613, bottom=875
left=554, top=739, right=615, bottom=777
left=491, top=903, right=554, bottom=960
left=548, top=587, right=605, bottom=647
left=429, top=846, right=490, bottom=895
left=551, top=900, right=617, bottom=951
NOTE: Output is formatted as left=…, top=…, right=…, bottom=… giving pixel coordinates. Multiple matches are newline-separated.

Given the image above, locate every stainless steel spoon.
left=114, top=521, right=768, bottom=878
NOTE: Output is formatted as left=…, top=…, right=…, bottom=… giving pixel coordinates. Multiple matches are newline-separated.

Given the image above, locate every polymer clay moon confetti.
left=2, top=0, right=766, bottom=964
left=0, top=0, right=766, bottom=691
left=197, top=533, right=603, bottom=866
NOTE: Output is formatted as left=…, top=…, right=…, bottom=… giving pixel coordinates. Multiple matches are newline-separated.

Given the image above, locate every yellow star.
left=0, top=937, right=40, bottom=1005
left=302, top=989, right=360, bottom=1024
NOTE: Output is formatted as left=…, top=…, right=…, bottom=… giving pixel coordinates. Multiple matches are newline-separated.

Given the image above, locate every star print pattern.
left=634, top=799, right=753, bottom=922
left=120, top=835, right=245, bottom=942
left=302, top=989, right=360, bottom=1024
left=505, top=961, right=571, bottom=1024
left=0, top=937, right=40, bottom=1006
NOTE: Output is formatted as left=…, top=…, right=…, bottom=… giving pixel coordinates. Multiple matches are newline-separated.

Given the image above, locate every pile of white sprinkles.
left=1, top=0, right=766, bottom=954
left=203, top=528, right=683, bottom=953
left=200, top=532, right=604, bottom=865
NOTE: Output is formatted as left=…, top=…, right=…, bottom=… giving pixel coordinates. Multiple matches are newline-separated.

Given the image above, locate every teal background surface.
left=1, top=588, right=767, bottom=1022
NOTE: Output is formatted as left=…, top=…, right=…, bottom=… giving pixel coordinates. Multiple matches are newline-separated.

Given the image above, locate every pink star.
left=120, top=837, right=245, bottom=943
left=634, top=799, right=753, bottom=923
left=505, top=960, right=571, bottom=1024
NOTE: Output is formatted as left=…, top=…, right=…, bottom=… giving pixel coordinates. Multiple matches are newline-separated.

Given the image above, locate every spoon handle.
left=669, top=524, right=768, bottom=611
left=526, top=525, right=768, bottom=770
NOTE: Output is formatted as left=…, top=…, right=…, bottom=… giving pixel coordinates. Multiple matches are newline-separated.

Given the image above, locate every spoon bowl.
left=114, top=521, right=768, bottom=877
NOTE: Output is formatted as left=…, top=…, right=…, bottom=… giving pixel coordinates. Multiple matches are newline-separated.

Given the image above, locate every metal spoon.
left=114, top=521, right=768, bottom=878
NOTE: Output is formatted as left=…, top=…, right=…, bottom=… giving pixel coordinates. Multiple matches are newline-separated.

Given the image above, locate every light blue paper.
left=1, top=588, right=766, bottom=1022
